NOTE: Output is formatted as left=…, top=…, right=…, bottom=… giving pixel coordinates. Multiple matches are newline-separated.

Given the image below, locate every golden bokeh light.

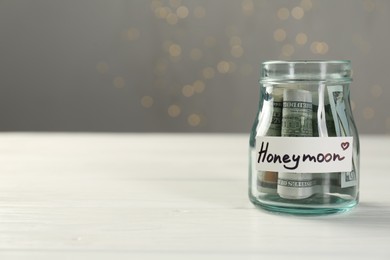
left=190, top=48, right=203, bottom=61
left=182, top=84, right=194, bottom=97
left=193, top=80, right=205, bottom=93
left=230, top=36, right=244, bottom=58
left=282, top=44, right=295, bottom=57
left=176, top=6, right=189, bottom=19
left=113, top=77, right=125, bottom=88
left=141, top=96, right=154, bottom=108
left=169, top=44, right=182, bottom=57
left=188, top=114, right=201, bottom=127
left=202, top=67, right=215, bottom=79
left=168, top=104, right=181, bottom=117
left=300, top=0, right=313, bottom=11
left=242, top=0, right=254, bottom=16
left=217, top=61, right=230, bottom=74
left=155, top=7, right=171, bottom=19
left=127, top=27, right=140, bottom=41
left=363, top=107, right=375, bottom=120
left=150, top=0, right=162, bottom=11
left=321, top=42, right=329, bottom=54
left=231, top=45, right=244, bottom=58
left=371, top=85, right=383, bottom=98
left=310, top=42, right=319, bottom=53
left=273, top=29, right=286, bottom=42
left=295, top=33, right=308, bottom=45
left=96, top=62, right=109, bottom=74
left=310, top=41, right=329, bottom=54
left=194, top=6, right=206, bottom=18
left=291, top=6, right=304, bottom=20
left=363, top=0, right=376, bottom=12
left=277, top=7, right=290, bottom=20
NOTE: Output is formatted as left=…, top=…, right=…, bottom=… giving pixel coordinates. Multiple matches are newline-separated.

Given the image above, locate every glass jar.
left=249, top=60, right=359, bottom=215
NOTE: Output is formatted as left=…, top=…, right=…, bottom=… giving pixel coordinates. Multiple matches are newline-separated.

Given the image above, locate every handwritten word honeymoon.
left=255, top=137, right=353, bottom=173
left=257, top=141, right=345, bottom=170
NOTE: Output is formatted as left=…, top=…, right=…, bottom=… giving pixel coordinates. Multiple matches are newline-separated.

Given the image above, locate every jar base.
left=250, top=194, right=358, bottom=215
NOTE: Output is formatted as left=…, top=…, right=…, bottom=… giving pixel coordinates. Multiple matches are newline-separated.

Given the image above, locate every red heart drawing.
left=341, top=142, right=350, bottom=151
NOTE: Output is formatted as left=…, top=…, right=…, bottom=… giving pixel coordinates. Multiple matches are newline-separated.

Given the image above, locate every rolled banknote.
left=277, top=89, right=315, bottom=199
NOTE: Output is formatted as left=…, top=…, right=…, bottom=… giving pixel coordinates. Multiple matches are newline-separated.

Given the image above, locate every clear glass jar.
left=249, top=60, right=359, bottom=215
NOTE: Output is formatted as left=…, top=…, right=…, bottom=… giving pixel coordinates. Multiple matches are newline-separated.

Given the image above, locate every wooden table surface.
left=0, top=133, right=389, bottom=259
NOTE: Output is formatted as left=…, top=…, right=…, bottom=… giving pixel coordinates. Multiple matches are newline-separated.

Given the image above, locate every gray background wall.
left=0, top=0, right=389, bottom=134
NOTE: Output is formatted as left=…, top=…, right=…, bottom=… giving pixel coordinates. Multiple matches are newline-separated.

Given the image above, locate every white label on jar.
left=255, top=136, right=353, bottom=173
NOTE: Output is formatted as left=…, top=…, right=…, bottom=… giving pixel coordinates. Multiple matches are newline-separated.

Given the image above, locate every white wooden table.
left=0, top=133, right=389, bottom=259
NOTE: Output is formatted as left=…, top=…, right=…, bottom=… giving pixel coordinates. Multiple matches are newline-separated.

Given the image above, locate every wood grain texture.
left=0, top=133, right=389, bottom=259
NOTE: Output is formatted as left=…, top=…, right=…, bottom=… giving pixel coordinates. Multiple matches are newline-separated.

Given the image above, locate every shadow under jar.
left=249, top=60, right=359, bottom=215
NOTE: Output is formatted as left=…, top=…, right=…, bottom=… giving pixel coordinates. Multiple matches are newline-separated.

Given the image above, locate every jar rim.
left=262, top=60, right=351, bottom=65
left=260, top=60, right=352, bottom=84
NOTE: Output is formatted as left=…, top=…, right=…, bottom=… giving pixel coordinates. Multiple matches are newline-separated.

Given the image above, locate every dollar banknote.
left=328, top=85, right=350, bottom=136
left=277, top=88, right=315, bottom=199
left=327, top=85, right=357, bottom=188
left=281, top=89, right=313, bottom=137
